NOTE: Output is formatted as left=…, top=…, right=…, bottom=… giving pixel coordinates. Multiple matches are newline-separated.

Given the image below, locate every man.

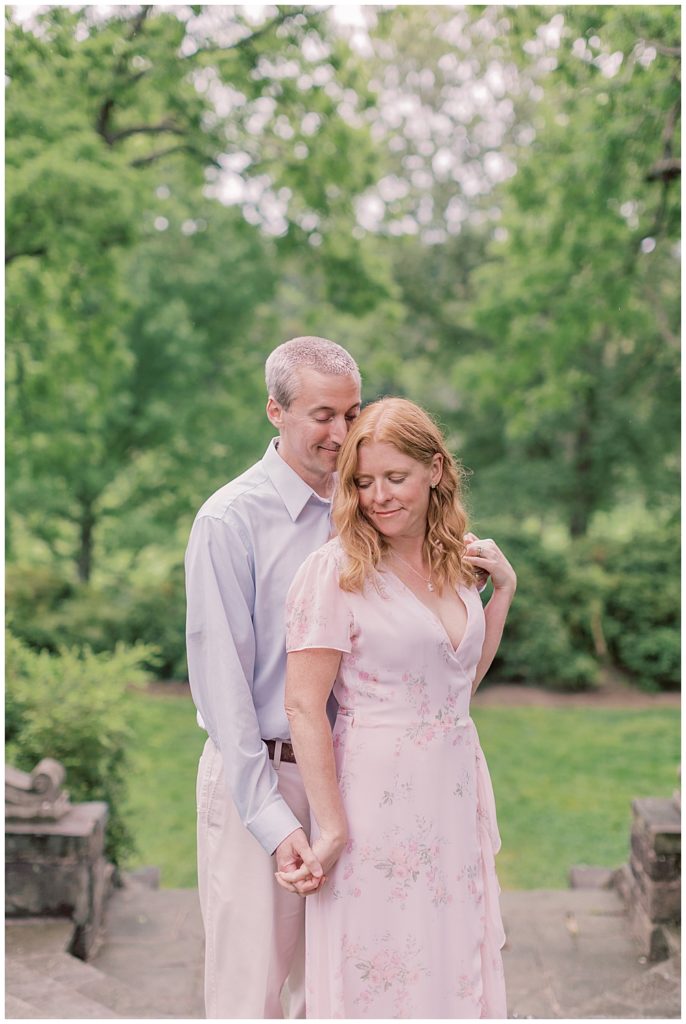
left=185, top=336, right=362, bottom=1018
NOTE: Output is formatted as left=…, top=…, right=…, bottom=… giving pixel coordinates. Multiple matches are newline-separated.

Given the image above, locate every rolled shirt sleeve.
left=185, top=512, right=301, bottom=854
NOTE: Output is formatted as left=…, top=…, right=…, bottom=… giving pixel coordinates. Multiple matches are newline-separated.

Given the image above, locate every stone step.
left=5, top=909, right=176, bottom=1019
left=7, top=951, right=169, bottom=1019
left=6, top=917, right=74, bottom=958
left=568, top=952, right=681, bottom=1018
left=6, top=960, right=119, bottom=1019
left=90, top=879, right=204, bottom=1019
left=5, top=993, right=42, bottom=1019
left=500, top=888, right=680, bottom=1019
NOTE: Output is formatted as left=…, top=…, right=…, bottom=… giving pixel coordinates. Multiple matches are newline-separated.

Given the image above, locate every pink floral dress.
left=286, top=538, right=506, bottom=1019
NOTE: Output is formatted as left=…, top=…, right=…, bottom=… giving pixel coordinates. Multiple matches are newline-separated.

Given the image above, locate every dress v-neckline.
left=382, top=568, right=471, bottom=656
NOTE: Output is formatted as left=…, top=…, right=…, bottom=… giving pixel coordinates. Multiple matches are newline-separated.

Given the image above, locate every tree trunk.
left=76, top=502, right=95, bottom=583
left=569, top=387, right=598, bottom=539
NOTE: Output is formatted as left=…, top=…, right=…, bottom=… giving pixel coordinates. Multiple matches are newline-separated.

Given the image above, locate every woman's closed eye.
left=355, top=475, right=406, bottom=488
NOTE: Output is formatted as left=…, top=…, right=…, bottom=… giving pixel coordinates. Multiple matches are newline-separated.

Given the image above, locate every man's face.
left=267, top=367, right=361, bottom=491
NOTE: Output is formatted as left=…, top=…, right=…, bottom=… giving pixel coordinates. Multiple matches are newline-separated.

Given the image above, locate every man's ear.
left=266, top=396, right=284, bottom=430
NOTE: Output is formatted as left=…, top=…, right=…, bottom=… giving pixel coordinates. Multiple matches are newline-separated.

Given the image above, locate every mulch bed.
left=140, top=678, right=679, bottom=709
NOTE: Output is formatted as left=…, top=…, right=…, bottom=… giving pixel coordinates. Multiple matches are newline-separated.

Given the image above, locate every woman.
left=278, top=398, right=516, bottom=1018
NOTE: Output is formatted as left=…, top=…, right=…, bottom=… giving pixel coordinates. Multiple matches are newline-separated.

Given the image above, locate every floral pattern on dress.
left=287, top=540, right=506, bottom=1019
left=285, top=598, right=330, bottom=650
left=285, top=541, right=353, bottom=652
left=360, top=817, right=452, bottom=909
left=392, top=672, right=467, bottom=754
left=342, top=932, right=430, bottom=1018
left=332, top=714, right=361, bottom=798
left=379, top=771, right=414, bottom=808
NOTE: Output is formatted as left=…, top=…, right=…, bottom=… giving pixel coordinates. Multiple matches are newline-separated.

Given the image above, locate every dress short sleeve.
left=286, top=539, right=353, bottom=654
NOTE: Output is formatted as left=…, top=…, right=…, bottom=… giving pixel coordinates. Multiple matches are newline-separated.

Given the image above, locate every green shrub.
left=6, top=564, right=187, bottom=680
left=116, top=565, right=187, bottom=679
left=481, top=517, right=679, bottom=692
left=590, top=519, right=680, bottom=690
left=481, top=524, right=604, bottom=690
left=5, top=564, right=77, bottom=651
left=5, top=630, right=155, bottom=863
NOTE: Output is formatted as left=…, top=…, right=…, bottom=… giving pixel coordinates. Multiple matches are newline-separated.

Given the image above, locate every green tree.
left=459, top=5, right=680, bottom=533
left=6, top=5, right=382, bottom=581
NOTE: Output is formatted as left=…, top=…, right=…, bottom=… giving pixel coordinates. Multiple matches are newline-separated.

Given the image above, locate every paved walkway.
left=501, top=888, right=680, bottom=1018
left=5, top=877, right=680, bottom=1018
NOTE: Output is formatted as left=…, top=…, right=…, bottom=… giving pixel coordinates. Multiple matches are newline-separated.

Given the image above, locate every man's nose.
left=329, top=416, right=348, bottom=445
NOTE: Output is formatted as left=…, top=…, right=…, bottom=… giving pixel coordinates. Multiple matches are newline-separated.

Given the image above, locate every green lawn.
left=123, top=691, right=680, bottom=890
left=472, top=705, right=680, bottom=888
left=123, top=690, right=206, bottom=889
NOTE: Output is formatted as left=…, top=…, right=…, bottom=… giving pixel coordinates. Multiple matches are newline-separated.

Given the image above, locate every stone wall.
left=615, top=796, right=681, bottom=961
left=5, top=801, right=113, bottom=959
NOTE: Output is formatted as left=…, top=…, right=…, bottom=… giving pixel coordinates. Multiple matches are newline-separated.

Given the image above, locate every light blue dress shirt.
left=185, top=439, right=333, bottom=854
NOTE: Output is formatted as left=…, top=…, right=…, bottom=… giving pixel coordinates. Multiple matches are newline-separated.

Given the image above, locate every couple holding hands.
left=186, top=336, right=515, bottom=1019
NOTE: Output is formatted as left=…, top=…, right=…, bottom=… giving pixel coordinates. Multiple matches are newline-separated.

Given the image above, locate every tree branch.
left=107, top=120, right=185, bottom=143
left=182, top=6, right=311, bottom=61
left=646, top=96, right=680, bottom=183
left=645, top=157, right=681, bottom=182
left=96, top=97, right=116, bottom=144
left=646, top=41, right=681, bottom=58
left=130, top=144, right=222, bottom=169
left=96, top=7, right=153, bottom=144
left=6, top=247, right=47, bottom=265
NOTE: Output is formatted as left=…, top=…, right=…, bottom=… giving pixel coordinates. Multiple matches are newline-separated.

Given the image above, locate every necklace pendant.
left=427, top=581, right=435, bottom=592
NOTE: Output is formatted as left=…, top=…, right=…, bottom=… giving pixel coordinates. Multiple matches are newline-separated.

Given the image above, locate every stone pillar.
left=615, top=797, right=681, bottom=961
left=5, top=801, right=113, bottom=960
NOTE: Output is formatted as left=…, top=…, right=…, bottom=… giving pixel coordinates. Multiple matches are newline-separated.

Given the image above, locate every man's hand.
left=274, top=828, right=324, bottom=896
left=275, top=831, right=345, bottom=896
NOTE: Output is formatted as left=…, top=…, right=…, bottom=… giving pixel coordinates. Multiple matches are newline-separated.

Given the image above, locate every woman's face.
left=354, top=440, right=442, bottom=542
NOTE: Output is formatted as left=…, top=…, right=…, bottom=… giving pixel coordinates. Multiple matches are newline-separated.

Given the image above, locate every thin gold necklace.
left=390, top=549, right=435, bottom=592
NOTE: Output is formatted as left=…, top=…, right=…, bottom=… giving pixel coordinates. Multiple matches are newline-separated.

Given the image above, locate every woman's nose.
left=372, top=480, right=390, bottom=504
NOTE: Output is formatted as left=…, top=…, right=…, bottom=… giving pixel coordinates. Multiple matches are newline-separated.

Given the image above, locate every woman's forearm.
left=285, top=646, right=348, bottom=843
left=287, top=705, right=348, bottom=842
left=472, top=584, right=515, bottom=693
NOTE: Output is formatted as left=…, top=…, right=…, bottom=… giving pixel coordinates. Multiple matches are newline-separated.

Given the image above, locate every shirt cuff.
left=249, top=798, right=303, bottom=856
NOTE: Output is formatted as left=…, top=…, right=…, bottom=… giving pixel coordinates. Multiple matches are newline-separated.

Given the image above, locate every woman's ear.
left=430, top=453, right=443, bottom=487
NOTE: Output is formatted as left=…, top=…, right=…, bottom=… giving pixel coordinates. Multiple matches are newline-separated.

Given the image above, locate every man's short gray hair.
left=265, top=336, right=361, bottom=409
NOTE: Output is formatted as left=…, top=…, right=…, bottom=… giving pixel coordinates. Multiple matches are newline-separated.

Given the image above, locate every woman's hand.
left=275, top=830, right=347, bottom=896
left=464, top=532, right=516, bottom=598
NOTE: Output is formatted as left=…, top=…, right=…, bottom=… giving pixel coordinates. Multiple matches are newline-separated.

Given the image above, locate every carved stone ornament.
left=5, top=758, right=71, bottom=821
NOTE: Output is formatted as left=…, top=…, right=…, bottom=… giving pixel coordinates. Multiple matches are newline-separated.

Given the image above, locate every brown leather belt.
left=264, top=739, right=297, bottom=764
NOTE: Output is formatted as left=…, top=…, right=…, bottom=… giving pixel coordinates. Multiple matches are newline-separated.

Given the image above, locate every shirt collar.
left=262, top=438, right=331, bottom=522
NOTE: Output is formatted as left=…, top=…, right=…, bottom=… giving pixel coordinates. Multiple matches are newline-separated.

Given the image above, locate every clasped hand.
left=275, top=828, right=345, bottom=897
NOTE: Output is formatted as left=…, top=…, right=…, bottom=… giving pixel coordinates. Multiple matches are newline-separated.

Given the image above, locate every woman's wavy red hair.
left=333, top=397, right=475, bottom=593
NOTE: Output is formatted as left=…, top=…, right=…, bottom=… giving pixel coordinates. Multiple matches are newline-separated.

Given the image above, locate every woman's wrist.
left=320, top=825, right=348, bottom=848
left=491, top=578, right=516, bottom=601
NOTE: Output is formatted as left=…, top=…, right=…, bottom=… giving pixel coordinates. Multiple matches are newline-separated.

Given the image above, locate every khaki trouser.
left=196, top=737, right=310, bottom=1019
